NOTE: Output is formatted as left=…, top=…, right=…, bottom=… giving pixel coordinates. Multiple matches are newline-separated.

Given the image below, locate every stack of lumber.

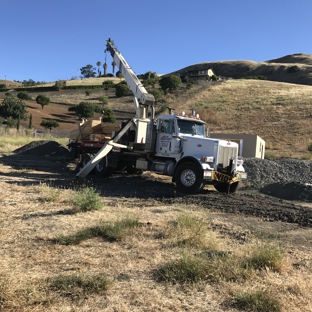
left=69, top=118, right=121, bottom=141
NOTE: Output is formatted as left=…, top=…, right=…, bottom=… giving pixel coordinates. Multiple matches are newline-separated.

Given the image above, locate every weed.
left=164, top=214, right=216, bottom=249
left=38, top=182, right=61, bottom=202
left=241, top=243, right=284, bottom=272
left=156, top=252, right=248, bottom=284
left=49, top=273, right=110, bottom=298
left=55, top=216, right=141, bottom=245
left=233, top=290, right=282, bottom=312
left=72, top=186, right=102, bottom=211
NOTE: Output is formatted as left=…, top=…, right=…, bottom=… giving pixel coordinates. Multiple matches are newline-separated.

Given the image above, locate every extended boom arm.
left=105, top=38, right=155, bottom=119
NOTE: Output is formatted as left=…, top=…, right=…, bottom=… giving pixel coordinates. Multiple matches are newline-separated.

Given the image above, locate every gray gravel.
left=242, top=158, right=312, bottom=200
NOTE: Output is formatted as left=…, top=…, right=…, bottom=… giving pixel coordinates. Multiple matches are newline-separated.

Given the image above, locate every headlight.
left=201, top=156, right=214, bottom=163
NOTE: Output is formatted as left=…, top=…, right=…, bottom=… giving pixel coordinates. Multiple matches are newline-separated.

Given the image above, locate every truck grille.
left=218, top=145, right=237, bottom=167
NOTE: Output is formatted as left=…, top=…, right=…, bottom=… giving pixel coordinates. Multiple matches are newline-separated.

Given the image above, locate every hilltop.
left=172, top=53, right=312, bottom=85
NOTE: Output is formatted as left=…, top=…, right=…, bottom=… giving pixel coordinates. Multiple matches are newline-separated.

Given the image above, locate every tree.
left=150, top=88, right=164, bottom=101
left=29, top=114, right=32, bottom=129
left=36, top=94, right=50, bottom=109
left=80, top=64, right=96, bottom=78
left=40, top=119, right=59, bottom=131
left=102, top=107, right=116, bottom=123
left=159, top=75, right=182, bottom=91
left=142, top=71, right=159, bottom=87
left=68, top=102, right=95, bottom=119
left=54, top=80, right=66, bottom=90
left=96, top=61, right=101, bottom=76
left=0, top=97, right=28, bottom=120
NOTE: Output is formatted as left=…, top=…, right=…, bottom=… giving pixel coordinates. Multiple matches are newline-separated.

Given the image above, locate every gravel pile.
left=243, top=158, right=312, bottom=200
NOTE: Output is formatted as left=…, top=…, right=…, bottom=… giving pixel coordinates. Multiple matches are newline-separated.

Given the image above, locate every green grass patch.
left=241, top=243, right=284, bottom=272
left=233, top=290, right=282, bottom=312
left=38, top=182, right=61, bottom=203
left=49, top=273, right=110, bottom=298
left=55, top=217, right=141, bottom=245
left=156, top=251, right=248, bottom=284
left=72, top=187, right=103, bottom=211
left=164, top=214, right=212, bottom=247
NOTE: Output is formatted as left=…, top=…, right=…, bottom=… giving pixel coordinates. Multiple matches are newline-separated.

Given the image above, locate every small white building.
left=211, top=133, right=265, bottom=159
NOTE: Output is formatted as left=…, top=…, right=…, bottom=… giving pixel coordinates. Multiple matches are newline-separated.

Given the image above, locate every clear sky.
left=1, top=0, right=311, bottom=83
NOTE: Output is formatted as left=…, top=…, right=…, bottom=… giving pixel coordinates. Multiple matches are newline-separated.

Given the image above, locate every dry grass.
left=1, top=161, right=312, bottom=311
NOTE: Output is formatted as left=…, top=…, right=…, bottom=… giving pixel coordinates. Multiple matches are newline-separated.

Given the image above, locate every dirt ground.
left=1, top=142, right=312, bottom=311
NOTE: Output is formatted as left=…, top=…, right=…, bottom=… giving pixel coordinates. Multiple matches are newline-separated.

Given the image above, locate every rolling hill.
left=1, top=53, right=312, bottom=159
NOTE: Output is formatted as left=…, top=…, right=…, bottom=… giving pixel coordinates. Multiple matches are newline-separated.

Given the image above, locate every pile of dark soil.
left=14, top=140, right=71, bottom=158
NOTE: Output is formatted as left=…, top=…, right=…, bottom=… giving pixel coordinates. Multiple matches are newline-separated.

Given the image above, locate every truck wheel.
left=174, top=162, right=204, bottom=194
left=95, top=157, right=111, bottom=177
left=81, top=153, right=92, bottom=167
left=214, top=182, right=240, bottom=193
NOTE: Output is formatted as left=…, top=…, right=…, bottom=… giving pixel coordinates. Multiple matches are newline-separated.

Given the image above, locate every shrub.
left=150, top=88, right=164, bottom=101
left=98, top=95, right=109, bottom=105
left=54, top=80, right=66, bottom=91
left=36, top=94, right=50, bottom=109
left=85, top=90, right=92, bottom=96
left=159, top=75, right=182, bottom=91
left=102, top=80, right=116, bottom=89
left=38, top=182, right=60, bottom=202
left=307, top=143, right=312, bottom=152
left=102, top=107, right=116, bottom=123
left=0, top=83, right=6, bottom=89
left=115, top=83, right=131, bottom=97
left=17, top=92, right=32, bottom=100
left=72, top=187, right=102, bottom=211
left=40, top=119, right=59, bottom=131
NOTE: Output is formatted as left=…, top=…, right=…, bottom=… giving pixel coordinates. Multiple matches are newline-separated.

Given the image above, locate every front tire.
left=214, top=182, right=240, bottom=193
left=174, top=162, right=204, bottom=194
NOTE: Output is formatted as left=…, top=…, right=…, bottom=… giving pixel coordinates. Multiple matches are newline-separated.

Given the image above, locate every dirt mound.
left=14, top=140, right=71, bottom=158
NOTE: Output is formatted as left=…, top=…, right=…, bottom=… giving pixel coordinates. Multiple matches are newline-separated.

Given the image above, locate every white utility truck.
left=75, top=38, right=247, bottom=194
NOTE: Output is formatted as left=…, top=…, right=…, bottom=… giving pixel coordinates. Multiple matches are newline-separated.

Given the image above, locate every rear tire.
left=214, top=182, right=240, bottom=193
left=174, top=162, right=204, bottom=194
left=94, top=156, right=111, bottom=177
left=80, top=153, right=94, bottom=174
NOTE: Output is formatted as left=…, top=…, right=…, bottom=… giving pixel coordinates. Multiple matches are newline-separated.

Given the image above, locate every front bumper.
left=204, top=170, right=247, bottom=184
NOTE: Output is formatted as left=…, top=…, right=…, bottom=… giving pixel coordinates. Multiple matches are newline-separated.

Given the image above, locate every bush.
left=40, top=119, right=59, bottom=131
left=54, top=80, right=66, bottom=91
left=36, top=94, right=50, bottom=109
left=102, top=80, right=116, bottom=89
left=150, top=88, right=164, bottom=101
left=115, top=83, right=131, bottom=97
left=72, top=187, right=102, bottom=211
left=98, top=95, right=109, bottom=104
left=17, top=92, right=32, bottom=100
left=85, top=90, right=92, bottom=96
left=307, top=143, right=312, bottom=152
left=102, top=107, right=116, bottom=123
left=159, top=75, right=182, bottom=91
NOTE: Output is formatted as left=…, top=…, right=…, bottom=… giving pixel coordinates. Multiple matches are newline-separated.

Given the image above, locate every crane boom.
left=105, top=38, right=155, bottom=118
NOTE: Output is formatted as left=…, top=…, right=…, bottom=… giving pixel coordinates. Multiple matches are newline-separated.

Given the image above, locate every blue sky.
left=1, top=0, right=311, bottom=83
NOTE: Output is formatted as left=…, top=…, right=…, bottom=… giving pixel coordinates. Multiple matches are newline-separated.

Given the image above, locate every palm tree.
left=103, top=62, right=108, bottom=76
left=112, top=61, right=116, bottom=74
left=96, top=61, right=101, bottom=76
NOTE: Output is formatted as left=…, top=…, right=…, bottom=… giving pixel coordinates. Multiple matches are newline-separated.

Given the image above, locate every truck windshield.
left=177, top=120, right=205, bottom=136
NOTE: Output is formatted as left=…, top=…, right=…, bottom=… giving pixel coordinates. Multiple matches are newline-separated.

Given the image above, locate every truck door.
left=156, top=119, right=182, bottom=156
